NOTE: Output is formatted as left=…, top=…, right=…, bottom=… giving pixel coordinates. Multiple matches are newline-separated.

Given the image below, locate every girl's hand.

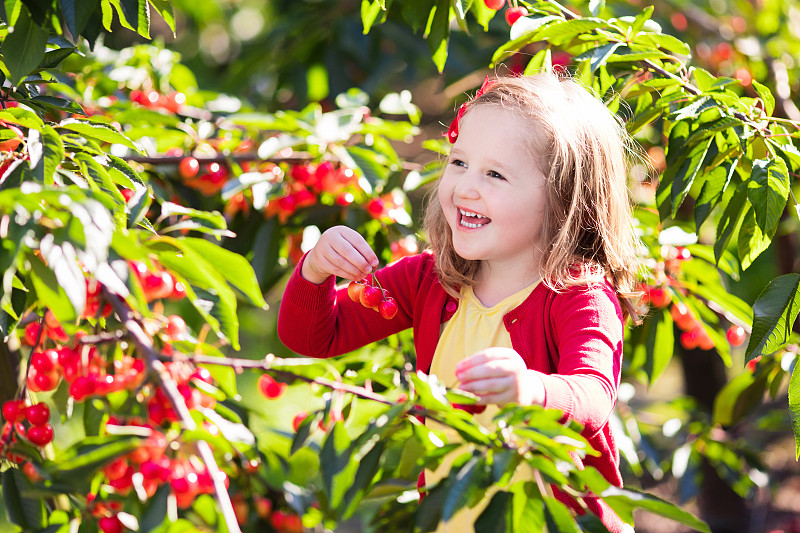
left=301, top=226, right=379, bottom=284
left=455, top=347, right=545, bottom=406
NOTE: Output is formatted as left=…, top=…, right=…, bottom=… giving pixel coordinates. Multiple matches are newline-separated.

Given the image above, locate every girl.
left=278, top=73, right=641, bottom=532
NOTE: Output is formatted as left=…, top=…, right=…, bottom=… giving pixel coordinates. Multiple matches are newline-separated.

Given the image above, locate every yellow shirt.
left=427, top=282, right=538, bottom=532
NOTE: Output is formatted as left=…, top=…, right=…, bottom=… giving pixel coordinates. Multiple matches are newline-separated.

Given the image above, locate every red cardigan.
left=278, top=252, right=627, bottom=531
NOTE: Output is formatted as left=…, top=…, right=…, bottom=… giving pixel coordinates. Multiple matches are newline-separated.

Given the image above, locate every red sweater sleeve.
left=277, top=253, right=423, bottom=357
left=537, top=283, right=623, bottom=437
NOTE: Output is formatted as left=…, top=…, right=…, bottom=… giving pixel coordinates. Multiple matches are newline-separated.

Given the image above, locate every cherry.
left=70, top=375, right=97, bottom=401
left=22, top=462, right=43, bottom=482
left=292, top=411, right=308, bottom=432
left=379, top=298, right=398, bottom=320
left=360, top=286, right=383, bottom=309
left=165, top=315, right=186, bottom=339
left=169, top=281, right=187, bottom=300
left=282, top=514, right=303, bottom=533
left=670, top=302, right=696, bottom=332
left=726, top=325, right=746, bottom=347
left=27, top=423, right=54, bottom=446
left=2, top=400, right=26, bottom=423
left=347, top=280, right=366, bottom=303
left=23, top=322, right=43, bottom=347
left=646, top=287, right=671, bottom=309
left=483, top=0, right=506, bottom=9
left=98, top=515, right=123, bottom=533
left=258, top=374, right=287, bottom=400
left=747, top=355, right=761, bottom=372
left=365, top=198, right=385, bottom=219
left=179, top=157, right=200, bottom=179
left=253, top=495, right=273, bottom=519
left=680, top=329, right=700, bottom=350
left=143, top=270, right=175, bottom=301
left=120, top=188, right=135, bottom=202
left=25, top=403, right=50, bottom=426
left=505, top=6, right=527, bottom=25
left=290, top=164, right=316, bottom=185
left=31, top=349, right=58, bottom=373
left=103, top=457, right=129, bottom=481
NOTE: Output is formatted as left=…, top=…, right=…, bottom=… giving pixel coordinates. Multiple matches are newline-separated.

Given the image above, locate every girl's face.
left=438, top=104, right=548, bottom=276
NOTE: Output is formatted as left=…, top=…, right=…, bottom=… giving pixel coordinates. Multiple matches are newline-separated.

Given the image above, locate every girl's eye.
left=488, top=170, right=506, bottom=180
left=450, top=158, right=466, bottom=168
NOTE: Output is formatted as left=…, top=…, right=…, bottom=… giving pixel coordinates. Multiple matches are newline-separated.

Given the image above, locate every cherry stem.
left=101, top=288, right=242, bottom=533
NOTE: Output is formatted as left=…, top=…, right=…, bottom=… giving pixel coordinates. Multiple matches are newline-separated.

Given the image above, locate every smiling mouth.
left=459, top=208, right=490, bottom=228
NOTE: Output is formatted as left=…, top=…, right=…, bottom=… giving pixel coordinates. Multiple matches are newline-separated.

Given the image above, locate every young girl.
left=278, top=73, right=641, bottom=532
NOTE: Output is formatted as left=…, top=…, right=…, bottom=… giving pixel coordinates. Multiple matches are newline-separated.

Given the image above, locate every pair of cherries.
left=347, top=275, right=398, bottom=320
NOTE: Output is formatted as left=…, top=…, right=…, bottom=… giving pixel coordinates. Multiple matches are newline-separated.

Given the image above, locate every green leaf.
left=646, top=307, right=675, bottom=384
left=535, top=18, right=609, bottom=46
left=2, top=468, right=46, bottom=529
left=694, top=159, right=737, bottom=230
left=574, top=42, right=623, bottom=73
left=668, top=136, right=713, bottom=217
left=751, top=80, right=775, bottom=116
left=320, top=423, right=359, bottom=511
left=474, top=490, right=512, bottom=533
left=2, top=5, right=49, bottom=86
left=181, top=237, right=267, bottom=309
left=737, top=207, right=774, bottom=271
left=601, top=486, right=710, bottom=532
left=745, top=274, right=800, bottom=362
left=361, top=0, right=384, bottom=34
left=28, top=252, right=80, bottom=322
left=151, top=241, right=240, bottom=349
left=789, top=364, right=800, bottom=460
left=442, top=454, right=482, bottom=521
left=58, top=118, right=143, bottom=153
left=47, top=436, right=141, bottom=480
left=37, top=46, right=77, bottom=70
left=148, top=0, right=176, bottom=35
left=712, top=370, right=766, bottom=427
left=747, top=158, right=789, bottom=234
left=426, top=0, right=450, bottom=73
left=543, top=493, right=581, bottom=532
left=59, top=0, right=100, bottom=42
left=713, top=183, right=747, bottom=265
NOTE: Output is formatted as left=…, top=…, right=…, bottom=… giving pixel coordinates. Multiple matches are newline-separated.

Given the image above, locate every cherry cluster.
left=482, top=0, right=527, bottom=25
left=641, top=245, right=748, bottom=352
left=347, top=275, right=398, bottom=319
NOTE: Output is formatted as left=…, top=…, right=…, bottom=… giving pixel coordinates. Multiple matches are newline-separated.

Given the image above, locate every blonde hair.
left=424, top=72, right=641, bottom=317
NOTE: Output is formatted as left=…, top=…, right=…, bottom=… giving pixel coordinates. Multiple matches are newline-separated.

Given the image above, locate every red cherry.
left=365, top=198, right=385, bottom=219
left=378, top=297, right=398, bottom=319
left=347, top=280, right=365, bottom=303
left=120, top=188, right=135, bottom=202
left=143, top=270, right=175, bottom=301
left=360, top=286, right=383, bottom=309
left=23, top=322, right=43, bottom=347
left=483, top=0, right=506, bottom=9
left=676, top=246, right=692, bottom=261
left=726, top=325, right=746, bottom=347
left=680, top=329, right=700, bottom=350
left=2, top=400, right=26, bottom=423
left=165, top=315, right=186, bottom=339
left=505, top=6, right=527, bottom=25
left=70, top=375, right=97, bottom=401
left=646, top=287, right=671, bottom=309
left=292, top=411, right=308, bottom=432
left=31, top=349, right=58, bottom=373
left=670, top=302, right=696, bottom=332
left=179, top=157, right=200, bottom=179
left=98, top=515, right=123, bottom=533
left=282, top=514, right=303, bottom=533
left=258, top=374, right=287, bottom=400
left=169, top=281, right=187, bottom=300
left=290, top=164, right=316, bottom=185
left=25, top=403, right=50, bottom=426
left=747, top=355, right=761, bottom=372
left=27, top=423, right=54, bottom=446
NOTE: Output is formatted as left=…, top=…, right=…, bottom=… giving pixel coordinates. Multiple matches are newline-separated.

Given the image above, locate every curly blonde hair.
left=424, top=72, right=642, bottom=316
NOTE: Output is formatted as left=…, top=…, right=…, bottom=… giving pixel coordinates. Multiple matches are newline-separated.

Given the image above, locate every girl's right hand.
left=301, top=226, right=379, bottom=284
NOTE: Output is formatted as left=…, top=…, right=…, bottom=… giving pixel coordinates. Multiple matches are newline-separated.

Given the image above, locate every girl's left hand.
left=454, top=347, right=545, bottom=407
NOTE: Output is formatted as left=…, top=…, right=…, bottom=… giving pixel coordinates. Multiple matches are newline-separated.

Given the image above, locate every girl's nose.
left=453, top=170, right=480, bottom=199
